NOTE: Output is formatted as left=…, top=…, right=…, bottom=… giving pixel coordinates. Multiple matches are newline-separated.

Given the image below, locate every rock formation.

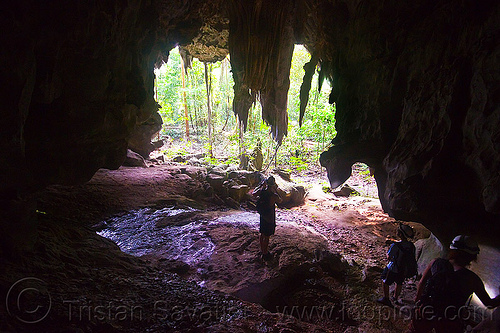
left=314, top=0, right=500, bottom=246
left=128, top=110, right=164, bottom=159
left=1, top=0, right=499, bottom=253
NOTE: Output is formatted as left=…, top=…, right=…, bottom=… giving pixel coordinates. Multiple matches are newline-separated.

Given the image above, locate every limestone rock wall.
left=0, top=0, right=214, bottom=196
left=0, top=0, right=202, bottom=252
left=3, top=1, right=144, bottom=195
left=316, top=0, right=500, bottom=245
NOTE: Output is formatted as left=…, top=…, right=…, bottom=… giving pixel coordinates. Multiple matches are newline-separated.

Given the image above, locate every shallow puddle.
left=97, top=208, right=322, bottom=269
left=98, top=207, right=215, bottom=264
left=97, top=208, right=268, bottom=264
left=210, top=211, right=260, bottom=228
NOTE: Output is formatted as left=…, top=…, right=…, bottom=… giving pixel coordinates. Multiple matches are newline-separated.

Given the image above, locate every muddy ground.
left=1, top=164, right=433, bottom=332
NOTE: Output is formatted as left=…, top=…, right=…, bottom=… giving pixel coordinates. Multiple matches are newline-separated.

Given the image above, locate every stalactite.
left=228, top=0, right=297, bottom=143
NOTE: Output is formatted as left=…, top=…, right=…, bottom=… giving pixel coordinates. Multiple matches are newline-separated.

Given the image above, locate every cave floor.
left=1, top=165, right=431, bottom=332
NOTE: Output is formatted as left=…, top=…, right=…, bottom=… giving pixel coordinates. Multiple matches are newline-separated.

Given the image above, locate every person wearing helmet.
left=253, top=175, right=281, bottom=261
left=410, top=235, right=500, bottom=333
left=377, top=223, right=417, bottom=307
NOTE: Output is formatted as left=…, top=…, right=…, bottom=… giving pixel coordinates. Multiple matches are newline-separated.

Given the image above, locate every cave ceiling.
left=1, top=0, right=499, bottom=247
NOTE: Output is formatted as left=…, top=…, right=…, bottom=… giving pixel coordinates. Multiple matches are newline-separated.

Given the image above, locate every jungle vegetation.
left=154, top=45, right=336, bottom=173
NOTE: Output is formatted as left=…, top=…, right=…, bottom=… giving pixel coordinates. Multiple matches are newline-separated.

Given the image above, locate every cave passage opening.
left=152, top=45, right=335, bottom=175
left=3, top=1, right=500, bottom=332
left=150, top=43, right=379, bottom=199
left=94, top=35, right=386, bottom=329
left=89, top=41, right=384, bottom=321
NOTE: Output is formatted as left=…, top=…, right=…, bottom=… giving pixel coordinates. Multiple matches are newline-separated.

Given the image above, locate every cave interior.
left=1, top=0, right=499, bottom=331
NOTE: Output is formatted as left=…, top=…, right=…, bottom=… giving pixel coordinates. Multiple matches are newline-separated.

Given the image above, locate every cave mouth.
left=147, top=44, right=334, bottom=174
left=3, top=0, right=500, bottom=331
left=90, top=36, right=385, bottom=328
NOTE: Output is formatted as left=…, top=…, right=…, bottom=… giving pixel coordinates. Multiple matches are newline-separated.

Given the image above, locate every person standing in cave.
left=410, top=235, right=500, bottom=333
left=377, top=223, right=417, bottom=307
left=253, top=176, right=281, bottom=261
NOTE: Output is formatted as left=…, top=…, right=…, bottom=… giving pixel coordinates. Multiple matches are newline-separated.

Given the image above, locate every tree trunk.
left=192, top=76, right=199, bottom=136
left=248, top=104, right=253, bottom=133
left=180, top=55, right=190, bottom=140
left=223, top=58, right=231, bottom=121
left=204, top=62, right=213, bottom=158
left=154, top=73, right=159, bottom=141
left=239, top=118, right=244, bottom=158
left=154, top=73, right=158, bottom=102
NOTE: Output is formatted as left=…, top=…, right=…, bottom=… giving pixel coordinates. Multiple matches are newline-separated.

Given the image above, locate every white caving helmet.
left=450, top=235, right=480, bottom=255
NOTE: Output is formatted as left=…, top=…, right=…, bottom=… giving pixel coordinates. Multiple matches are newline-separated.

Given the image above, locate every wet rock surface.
left=1, top=214, right=326, bottom=333
left=95, top=206, right=351, bottom=331
left=1, top=167, right=424, bottom=332
left=3, top=167, right=499, bottom=332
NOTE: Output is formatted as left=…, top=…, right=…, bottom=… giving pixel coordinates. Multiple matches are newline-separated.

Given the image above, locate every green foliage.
left=360, top=168, right=371, bottom=175
left=155, top=50, right=182, bottom=128
left=203, top=156, right=219, bottom=165
left=288, top=45, right=336, bottom=149
left=322, top=186, right=332, bottom=193
left=155, top=45, right=337, bottom=173
left=155, top=48, right=236, bottom=140
left=289, top=156, right=308, bottom=172
left=162, top=140, right=191, bottom=159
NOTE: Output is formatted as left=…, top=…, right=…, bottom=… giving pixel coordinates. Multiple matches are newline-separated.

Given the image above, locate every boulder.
left=333, top=184, right=360, bottom=197
left=208, top=165, right=228, bottom=177
left=228, top=170, right=261, bottom=188
left=186, top=157, right=203, bottom=166
left=123, top=149, right=147, bottom=168
left=228, top=184, right=249, bottom=202
left=247, top=171, right=264, bottom=188
left=206, top=173, right=225, bottom=194
left=227, top=170, right=242, bottom=180
left=274, top=168, right=292, bottom=182
left=205, top=167, right=268, bottom=206
left=414, top=233, right=446, bottom=274
left=273, top=173, right=306, bottom=208
left=222, top=179, right=236, bottom=188
left=172, top=153, right=205, bottom=163
left=181, top=166, right=207, bottom=181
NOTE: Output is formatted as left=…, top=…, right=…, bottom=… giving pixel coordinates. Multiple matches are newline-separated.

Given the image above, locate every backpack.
left=256, top=195, right=265, bottom=214
left=395, top=242, right=418, bottom=278
left=420, top=258, right=463, bottom=315
left=256, top=188, right=271, bottom=214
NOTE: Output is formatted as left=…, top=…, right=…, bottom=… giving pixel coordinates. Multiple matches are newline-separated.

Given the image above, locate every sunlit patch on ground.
left=356, top=207, right=393, bottom=224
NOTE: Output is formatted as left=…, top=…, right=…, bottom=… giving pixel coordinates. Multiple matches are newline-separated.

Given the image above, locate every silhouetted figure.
left=253, top=176, right=281, bottom=261
left=410, top=235, right=500, bottom=333
left=377, top=223, right=417, bottom=307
